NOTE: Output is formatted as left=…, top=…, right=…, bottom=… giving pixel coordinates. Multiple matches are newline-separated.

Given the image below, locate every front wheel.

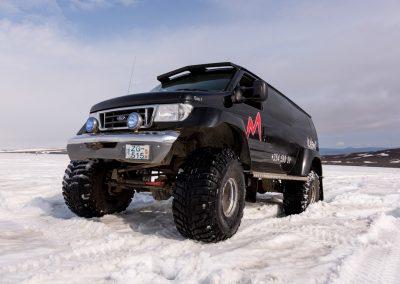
left=282, top=171, right=321, bottom=215
left=62, top=160, right=134, bottom=218
left=172, top=148, right=245, bottom=243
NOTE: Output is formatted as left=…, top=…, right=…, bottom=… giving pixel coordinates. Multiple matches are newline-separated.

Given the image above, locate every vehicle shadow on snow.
left=29, top=192, right=184, bottom=240
left=29, top=194, right=76, bottom=219
left=252, top=192, right=286, bottom=217
left=118, top=193, right=286, bottom=240
left=118, top=193, right=184, bottom=241
left=29, top=192, right=285, bottom=240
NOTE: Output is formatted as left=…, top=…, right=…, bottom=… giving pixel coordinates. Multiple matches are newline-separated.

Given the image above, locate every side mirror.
left=230, top=79, right=268, bottom=105
left=252, top=80, right=268, bottom=102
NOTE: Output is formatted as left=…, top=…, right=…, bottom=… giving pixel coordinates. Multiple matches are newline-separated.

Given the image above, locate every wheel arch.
left=311, top=157, right=323, bottom=176
left=170, top=122, right=251, bottom=170
left=291, top=149, right=321, bottom=176
left=227, top=123, right=251, bottom=170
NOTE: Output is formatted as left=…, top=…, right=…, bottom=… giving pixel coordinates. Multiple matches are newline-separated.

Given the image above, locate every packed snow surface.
left=0, top=154, right=399, bottom=283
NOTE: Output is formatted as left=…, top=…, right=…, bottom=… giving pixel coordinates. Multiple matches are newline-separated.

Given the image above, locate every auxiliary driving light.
left=85, top=117, right=99, bottom=133
left=127, top=112, right=143, bottom=130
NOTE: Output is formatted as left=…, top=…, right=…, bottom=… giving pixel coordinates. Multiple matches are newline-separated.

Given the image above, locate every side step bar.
left=252, top=171, right=308, bottom=181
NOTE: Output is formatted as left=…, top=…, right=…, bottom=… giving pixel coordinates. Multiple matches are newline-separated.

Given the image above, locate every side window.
left=265, top=89, right=296, bottom=126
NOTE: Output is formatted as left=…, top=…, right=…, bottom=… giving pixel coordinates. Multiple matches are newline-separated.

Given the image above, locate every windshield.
left=151, top=70, right=234, bottom=92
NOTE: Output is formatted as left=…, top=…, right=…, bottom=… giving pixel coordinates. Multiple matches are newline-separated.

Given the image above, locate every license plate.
left=125, top=145, right=150, bottom=160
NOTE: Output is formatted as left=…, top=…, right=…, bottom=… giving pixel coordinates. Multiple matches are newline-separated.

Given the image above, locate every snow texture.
left=0, top=154, right=399, bottom=283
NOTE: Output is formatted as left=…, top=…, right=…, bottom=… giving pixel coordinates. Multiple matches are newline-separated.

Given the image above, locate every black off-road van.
left=63, top=62, right=323, bottom=242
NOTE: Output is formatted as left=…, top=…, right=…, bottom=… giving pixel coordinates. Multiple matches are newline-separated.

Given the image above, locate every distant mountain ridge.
left=322, top=148, right=400, bottom=168
left=320, top=147, right=387, bottom=156
left=0, top=148, right=67, bottom=154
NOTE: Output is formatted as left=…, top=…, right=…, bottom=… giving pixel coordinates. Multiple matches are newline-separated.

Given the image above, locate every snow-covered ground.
left=0, top=154, right=399, bottom=284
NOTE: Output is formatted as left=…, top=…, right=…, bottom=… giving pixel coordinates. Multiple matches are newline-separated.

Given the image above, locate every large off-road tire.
left=282, top=171, right=321, bottom=215
left=172, top=148, right=245, bottom=243
left=62, top=160, right=134, bottom=218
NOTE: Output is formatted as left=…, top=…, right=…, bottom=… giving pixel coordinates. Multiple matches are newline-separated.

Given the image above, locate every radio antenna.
left=127, top=56, right=137, bottom=95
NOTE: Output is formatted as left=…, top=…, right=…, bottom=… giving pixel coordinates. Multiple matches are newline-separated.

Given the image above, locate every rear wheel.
left=62, top=160, right=134, bottom=218
left=172, top=148, right=245, bottom=242
left=282, top=171, right=321, bottom=215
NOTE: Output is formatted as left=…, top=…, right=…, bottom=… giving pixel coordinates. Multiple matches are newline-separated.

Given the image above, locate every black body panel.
left=86, top=62, right=320, bottom=177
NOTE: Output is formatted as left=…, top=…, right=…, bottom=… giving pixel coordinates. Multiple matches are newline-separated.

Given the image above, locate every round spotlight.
left=127, top=112, right=143, bottom=130
left=86, top=117, right=99, bottom=133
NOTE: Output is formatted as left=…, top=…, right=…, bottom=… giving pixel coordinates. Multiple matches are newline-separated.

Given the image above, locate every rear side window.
left=265, top=89, right=296, bottom=126
left=265, top=88, right=310, bottom=130
left=308, top=118, right=317, bottom=136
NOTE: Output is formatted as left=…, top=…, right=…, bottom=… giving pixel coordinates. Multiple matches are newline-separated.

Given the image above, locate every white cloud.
left=70, top=0, right=108, bottom=10
left=70, top=0, right=136, bottom=10
left=0, top=0, right=136, bottom=15
left=0, top=1, right=400, bottom=148
left=336, top=142, right=345, bottom=147
left=0, top=2, right=19, bottom=14
left=118, top=0, right=136, bottom=6
left=0, top=0, right=62, bottom=15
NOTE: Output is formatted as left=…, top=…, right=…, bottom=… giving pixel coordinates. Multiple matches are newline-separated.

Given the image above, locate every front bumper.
left=67, top=131, right=179, bottom=164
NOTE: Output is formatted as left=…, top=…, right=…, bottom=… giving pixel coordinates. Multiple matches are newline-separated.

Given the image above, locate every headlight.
left=85, top=117, right=99, bottom=133
left=127, top=112, right=143, bottom=130
left=154, top=103, right=193, bottom=122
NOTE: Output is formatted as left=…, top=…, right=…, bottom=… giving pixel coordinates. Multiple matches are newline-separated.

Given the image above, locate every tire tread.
left=172, top=148, right=244, bottom=242
left=62, top=160, right=133, bottom=218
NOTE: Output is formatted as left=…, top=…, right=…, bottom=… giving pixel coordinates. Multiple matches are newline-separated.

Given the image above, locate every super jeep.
left=63, top=62, right=323, bottom=242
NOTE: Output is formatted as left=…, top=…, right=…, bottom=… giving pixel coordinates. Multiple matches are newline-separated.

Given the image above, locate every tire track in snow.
left=1, top=156, right=400, bottom=283
left=330, top=215, right=400, bottom=283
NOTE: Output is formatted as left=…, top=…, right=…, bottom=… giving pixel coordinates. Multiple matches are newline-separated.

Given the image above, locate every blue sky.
left=1, top=0, right=285, bottom=38
left=1, top=1, right=238, bottom=32
left=0, top=0, right=399, bottom=149
left=63, top=1, right=223, bottom=36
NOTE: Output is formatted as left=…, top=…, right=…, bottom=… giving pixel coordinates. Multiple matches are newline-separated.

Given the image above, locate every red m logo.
left=246, top=112, right=262, bottom=141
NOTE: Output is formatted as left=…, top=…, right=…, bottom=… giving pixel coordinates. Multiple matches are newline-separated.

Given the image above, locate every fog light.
left=127, top=112, right=143, bottom=130
left=85, top=117, right=99, bottom=133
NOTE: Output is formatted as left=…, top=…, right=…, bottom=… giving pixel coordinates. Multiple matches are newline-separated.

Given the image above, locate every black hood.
left=90, top=92, right=187, bottom=113
left=90, top=91, right=226, bottom=113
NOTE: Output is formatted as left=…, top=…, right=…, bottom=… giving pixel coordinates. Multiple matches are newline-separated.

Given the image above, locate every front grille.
left=99, top=106, right=155, bottom=130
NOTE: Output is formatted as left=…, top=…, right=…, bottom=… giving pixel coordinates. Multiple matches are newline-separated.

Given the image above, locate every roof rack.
left=157, top=62, right=257, bottom=83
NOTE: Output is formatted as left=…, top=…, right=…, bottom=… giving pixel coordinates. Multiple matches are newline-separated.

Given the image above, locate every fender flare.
left=177, top=107, right=252, bottom=170
left=214, top=111, right=252, bottom=170
left=291, top=148, right=322, bottom=177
